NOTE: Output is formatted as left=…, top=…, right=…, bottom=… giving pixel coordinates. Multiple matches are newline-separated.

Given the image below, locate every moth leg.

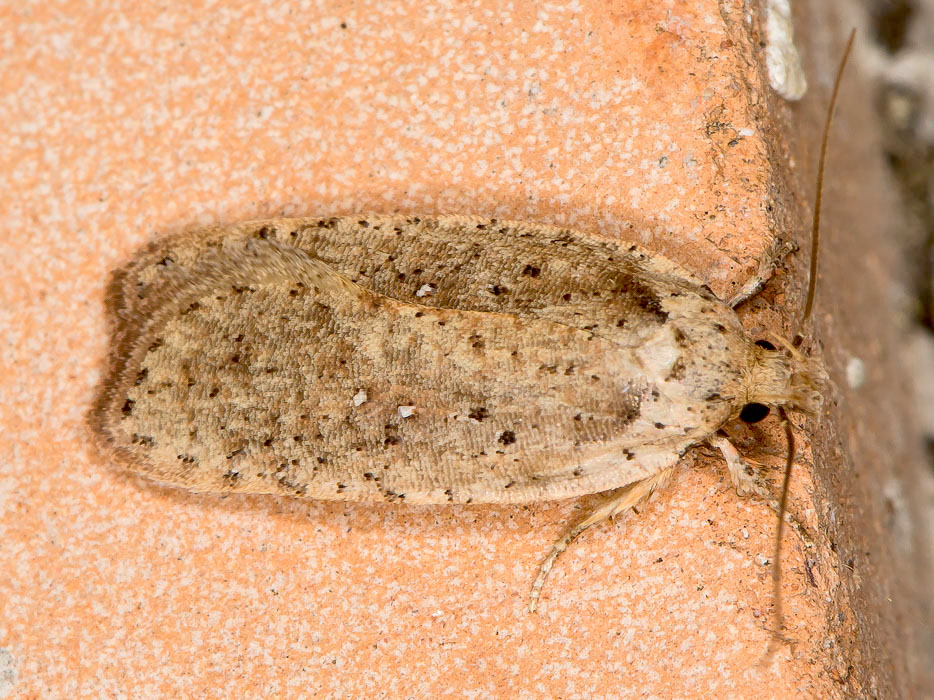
left=529, top=467, right=675, bottom=612
left=709, top=435, right=814, bottom=549
left=726, top=238, right=797, bottom=308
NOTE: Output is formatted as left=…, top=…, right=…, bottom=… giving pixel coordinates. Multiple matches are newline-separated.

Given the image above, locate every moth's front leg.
left=709, top=434, right=814, bottom=549
left=726, top=238, right=797, bottom=308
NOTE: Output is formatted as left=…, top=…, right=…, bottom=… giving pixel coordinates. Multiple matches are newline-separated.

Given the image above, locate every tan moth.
left=90, top=214, right=821, bottom=609
left=91, top=34, right=854, bottom=622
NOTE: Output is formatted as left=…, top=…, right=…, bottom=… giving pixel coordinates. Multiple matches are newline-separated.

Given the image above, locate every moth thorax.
left=745, top=345, right=825, bottom=415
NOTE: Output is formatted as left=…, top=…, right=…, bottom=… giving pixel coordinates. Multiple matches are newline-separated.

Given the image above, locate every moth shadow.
left=104, top=461, right=609, bottom=542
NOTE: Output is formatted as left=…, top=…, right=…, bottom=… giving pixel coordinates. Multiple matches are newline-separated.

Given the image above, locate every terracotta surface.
left=0, top=1, right=872, bottom=697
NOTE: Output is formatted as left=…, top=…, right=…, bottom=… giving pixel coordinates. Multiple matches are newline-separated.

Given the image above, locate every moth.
left=91, top=213, right=822, bottom=600
left=91, top=34, right=853, bottom=617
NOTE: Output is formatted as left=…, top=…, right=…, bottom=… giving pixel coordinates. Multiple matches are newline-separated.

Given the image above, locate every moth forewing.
left=95, top=217, right=759, bottom=504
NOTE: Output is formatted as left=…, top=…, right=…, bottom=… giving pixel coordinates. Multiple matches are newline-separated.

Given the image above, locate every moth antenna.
left=796, top=28, right=856, bottom=344
left=769, top=30, right=856, bottom=657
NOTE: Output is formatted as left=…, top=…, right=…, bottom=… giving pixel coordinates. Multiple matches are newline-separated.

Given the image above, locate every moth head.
left=739, top=337, right=826, bottom=422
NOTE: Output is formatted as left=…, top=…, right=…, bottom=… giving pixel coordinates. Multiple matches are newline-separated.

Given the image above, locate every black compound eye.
left=755, top=339, right=776, bottom=350
left=739, top=402, right=770, bottom=423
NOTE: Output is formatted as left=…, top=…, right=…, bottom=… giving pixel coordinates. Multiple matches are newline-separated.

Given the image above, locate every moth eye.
left=754, top=339, right=776, bottom=350
left=739, top=402, right=770, bottom=423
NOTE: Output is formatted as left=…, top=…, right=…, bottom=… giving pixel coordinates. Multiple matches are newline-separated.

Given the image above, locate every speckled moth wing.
left=95, top=216, right=754, bottom=504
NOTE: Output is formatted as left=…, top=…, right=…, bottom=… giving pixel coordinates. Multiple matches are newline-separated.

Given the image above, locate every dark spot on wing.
left=619, top=388, right=643, bottom=426
left=131, top=433, right=154, bottom=447
left=468, top=407, right=488, bottom=421
left=628, top=278, right=668, bottom=321
left=666, top=358, right=686, bottom=381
